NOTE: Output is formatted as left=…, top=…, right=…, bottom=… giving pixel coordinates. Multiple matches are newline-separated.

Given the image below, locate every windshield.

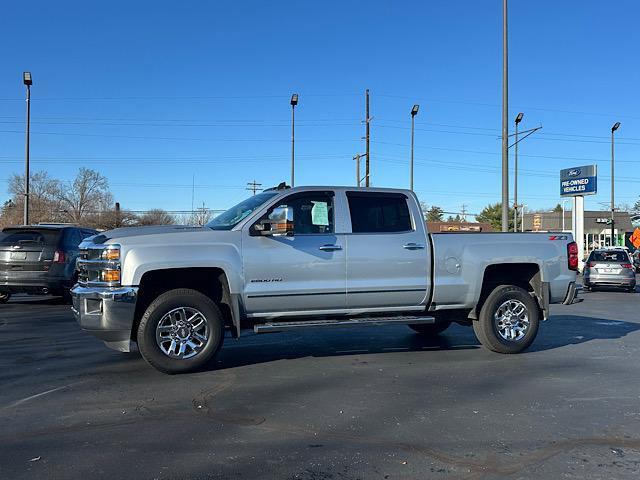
left=206, top=192, right=278, bottom=230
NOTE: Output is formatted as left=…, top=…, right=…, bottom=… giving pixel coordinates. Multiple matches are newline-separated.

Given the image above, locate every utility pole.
left=460, top=204, right=468, bottom=222
left=115, top=202, right=121, bottom=228
left=290, top=93, right=298, bottom=187
left=23, top=72, right=32, bottom=225
left=410, top=104, right=419, bottom=190
left=501, top=0, right=509, bottom=232
left=513, top=112, right=523, bottom=231
left=191, top=174, right=195, bottom=218
left=611, top=121, right=620, bottom=246
left=365, top=89, right=370, bottom=187
left=246, top=180, right=262, bottom=195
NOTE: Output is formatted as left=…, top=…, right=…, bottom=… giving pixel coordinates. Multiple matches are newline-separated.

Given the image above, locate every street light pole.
left=290, top=93, right=298, bottom=187
left=410, top=104, right=419, bottom=190
left=611, top=121, right=620, bottom=246
left=513, top=112, right=523, bottom=231
left=23, top=72, right=32, bottom=226
left=501, top=0, right=509, bottom=232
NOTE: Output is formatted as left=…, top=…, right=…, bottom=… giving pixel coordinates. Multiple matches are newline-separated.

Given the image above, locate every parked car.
left=633, top=250, right=640, bottom=273
left=0, top=224, right=98, bottom=303
left=583, top=248, right=637, bottom=292
left=72, top=185, right=578, bottom=374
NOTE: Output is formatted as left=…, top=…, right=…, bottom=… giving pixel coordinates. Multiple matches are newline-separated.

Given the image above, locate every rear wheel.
left=137, top=289, right=224, bottom=374
left=472, top=285, right=539, bottom=354
left=0, top=292, right=10, bottom=304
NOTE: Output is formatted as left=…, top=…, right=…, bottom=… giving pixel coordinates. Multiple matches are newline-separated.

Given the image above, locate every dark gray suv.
left=0, top=225, right=97, bottom=303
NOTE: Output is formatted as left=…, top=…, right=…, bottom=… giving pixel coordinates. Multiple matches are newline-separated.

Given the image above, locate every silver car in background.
left=583, top=249, right=637, bottom=292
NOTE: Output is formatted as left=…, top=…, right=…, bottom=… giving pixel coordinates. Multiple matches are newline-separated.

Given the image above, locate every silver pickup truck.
left=72, top=185, right=578, bottom=374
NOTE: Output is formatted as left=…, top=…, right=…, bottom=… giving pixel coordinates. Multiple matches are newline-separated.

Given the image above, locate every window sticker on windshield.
left=311, top=201, right=329, bottom=226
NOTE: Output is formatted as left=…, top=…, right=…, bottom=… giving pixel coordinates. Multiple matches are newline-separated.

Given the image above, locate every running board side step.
left=254, top=315, right=435, bottom=333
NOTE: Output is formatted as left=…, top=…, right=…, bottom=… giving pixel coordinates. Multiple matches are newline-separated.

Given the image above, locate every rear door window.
left=63, top=229, right=83, bottom=249
left=347, top=192, right=413, bottom=233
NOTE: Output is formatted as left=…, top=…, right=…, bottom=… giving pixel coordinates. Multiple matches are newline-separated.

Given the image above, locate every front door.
left=242, top=191, right=346, bottom=316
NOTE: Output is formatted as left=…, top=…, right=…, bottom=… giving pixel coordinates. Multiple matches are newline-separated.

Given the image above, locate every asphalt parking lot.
left=1, top=279, right=639, bottom=480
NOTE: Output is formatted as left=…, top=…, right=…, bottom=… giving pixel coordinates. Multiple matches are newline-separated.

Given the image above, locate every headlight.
left=100, top=247, right=120, bottom=261
left=77, top=244, right=122, bottom=286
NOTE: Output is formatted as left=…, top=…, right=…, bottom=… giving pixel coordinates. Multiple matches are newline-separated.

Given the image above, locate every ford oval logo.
left=568, top=169, right=581, bottom=177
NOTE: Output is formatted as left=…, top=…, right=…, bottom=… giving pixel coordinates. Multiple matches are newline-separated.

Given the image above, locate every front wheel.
left=472, top=285, right=539, bottom=354
left=0, top=292, right=10, bottom=304
left=137, top=289, right=224, bottom=374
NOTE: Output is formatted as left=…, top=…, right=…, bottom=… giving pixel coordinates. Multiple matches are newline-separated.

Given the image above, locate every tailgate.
left=0, top=229, right=60, bottom=273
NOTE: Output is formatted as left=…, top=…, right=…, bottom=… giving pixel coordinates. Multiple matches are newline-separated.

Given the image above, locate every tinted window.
left=63, top=229, right=83, bottom=249
left=0, top=228, right=61, bottom=246
left=589, top=250, right=629, bottom=262
left=347, top=193, right=412, bottom=233
left=269, top=192, right=334, bottom=234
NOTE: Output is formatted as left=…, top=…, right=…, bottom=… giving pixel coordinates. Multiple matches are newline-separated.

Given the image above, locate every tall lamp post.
left=611, top=121, right=620, bottom=246
left=290, top=93, right=298, bottom=187
left=410, top=104, right=419, bottom=190
left=501, top=0, right=509, bottom=232
left=23, top=72, right=32, bottom=226
left=513, top=112, right=523, bottom=231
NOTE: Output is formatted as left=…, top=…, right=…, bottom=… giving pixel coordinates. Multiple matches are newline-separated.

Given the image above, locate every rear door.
left=0, top=228, right=61, bottom=278
left=344, top=191, right=430, bottom=309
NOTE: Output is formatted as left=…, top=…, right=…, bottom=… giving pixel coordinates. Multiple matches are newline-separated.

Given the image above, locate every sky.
left=1, top=0, right=639, bottom=219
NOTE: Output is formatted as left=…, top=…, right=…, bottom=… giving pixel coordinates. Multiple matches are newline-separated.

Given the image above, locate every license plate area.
left=10, top=251, right=27, bottom=260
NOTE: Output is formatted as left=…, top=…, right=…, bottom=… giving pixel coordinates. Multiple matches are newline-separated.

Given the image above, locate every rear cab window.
left=346, top=192, right=413, bottom=233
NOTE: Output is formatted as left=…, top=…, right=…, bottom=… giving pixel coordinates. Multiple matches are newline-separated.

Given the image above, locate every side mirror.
left=254, top=206, right=293, bottom=236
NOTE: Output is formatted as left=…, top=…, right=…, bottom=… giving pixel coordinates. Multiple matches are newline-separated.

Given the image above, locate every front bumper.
left=71, top=285, right=138, bottom=352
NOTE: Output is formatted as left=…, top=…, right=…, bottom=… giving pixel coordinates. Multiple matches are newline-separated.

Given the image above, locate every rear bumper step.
left=254, top=315, right=435, bottom=333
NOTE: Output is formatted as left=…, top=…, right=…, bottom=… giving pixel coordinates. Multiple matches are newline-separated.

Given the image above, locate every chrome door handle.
left=319, top=244, right=342, bottom=251
left=403, top=243, right=425, bottom=250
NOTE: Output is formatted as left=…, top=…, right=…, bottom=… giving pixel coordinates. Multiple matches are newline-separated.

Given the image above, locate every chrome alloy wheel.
left=494, top=299, right=529, bottom=342
left=155, top=307, right=209, bottom=359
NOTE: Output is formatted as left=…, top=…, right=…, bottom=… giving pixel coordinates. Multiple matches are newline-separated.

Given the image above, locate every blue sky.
left=1, top=0, right=639, bottom=218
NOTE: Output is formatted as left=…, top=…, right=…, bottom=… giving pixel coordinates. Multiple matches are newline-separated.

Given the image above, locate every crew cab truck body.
left=72, top=186, right=578, bottom=374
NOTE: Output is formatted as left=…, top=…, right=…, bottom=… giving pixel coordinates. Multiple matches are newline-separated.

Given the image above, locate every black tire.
left=472, top=285, right=539, bottom=354
left=0, top=292, right=10, bottom=304
left=409, top=320, right=452, bottom=336
left=137, top=288, right=224, bottom=374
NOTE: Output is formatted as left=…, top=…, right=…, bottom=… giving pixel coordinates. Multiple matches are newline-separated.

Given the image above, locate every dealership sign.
left=560, top=165, right=597, bottom=197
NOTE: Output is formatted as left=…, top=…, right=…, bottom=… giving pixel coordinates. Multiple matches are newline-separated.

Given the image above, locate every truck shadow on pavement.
left=210, top=314, right=640, bottom=371
left=529, top=314, right=640, bottom=352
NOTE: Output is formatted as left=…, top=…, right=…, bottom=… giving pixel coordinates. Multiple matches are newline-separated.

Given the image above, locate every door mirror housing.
left=254, top=206, right=294, bottom=236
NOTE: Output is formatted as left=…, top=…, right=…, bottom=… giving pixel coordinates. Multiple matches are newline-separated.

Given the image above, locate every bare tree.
left=137, top=209, right=176, bottom=226
left=57, top=168, right=113, bottom=224
left=5, top=171, right=63, bottom=225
